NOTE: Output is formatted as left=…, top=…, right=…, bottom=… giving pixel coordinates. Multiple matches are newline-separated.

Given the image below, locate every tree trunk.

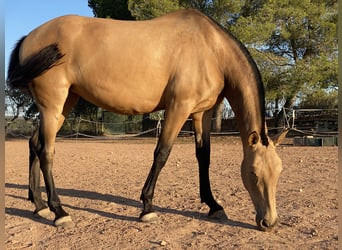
left=275, top=96, right=296, bottom=132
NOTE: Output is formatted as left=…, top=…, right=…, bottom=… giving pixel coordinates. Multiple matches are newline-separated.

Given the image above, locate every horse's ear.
left=271, top=128, right=289, bottom=146
left=248, top=131, right=260, bottom=146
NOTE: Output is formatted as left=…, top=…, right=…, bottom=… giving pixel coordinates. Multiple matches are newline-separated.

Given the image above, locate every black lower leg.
left=28, top=131, right=48, bottom=212
left=140, top=146, right=171, bottom=217
left=139, top=170, right=157, bottom=217
left=40, top=152, right=69, bottom=221
left=196, top=139, right=223, bottom=215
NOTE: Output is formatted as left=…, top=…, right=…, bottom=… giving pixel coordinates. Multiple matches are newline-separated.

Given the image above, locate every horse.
left=7, top=9, right=287, bottom=231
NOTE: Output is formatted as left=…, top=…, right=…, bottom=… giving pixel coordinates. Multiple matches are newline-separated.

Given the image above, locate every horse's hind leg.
left=192, top=110, right=226, bottom=219
left=29, top=91, right=78, bottom=226
left=140, top=105, right=191, bottom=222
left=38, top=113, right=71, bottom=226
left=28, top=128, right=51, bottom=217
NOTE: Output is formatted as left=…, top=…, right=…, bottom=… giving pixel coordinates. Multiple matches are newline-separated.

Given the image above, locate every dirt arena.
left=5, top=136, right=338, bottom=249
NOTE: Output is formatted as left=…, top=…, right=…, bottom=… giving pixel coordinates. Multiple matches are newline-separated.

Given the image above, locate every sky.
left=5, top=1, right=94, bottom=73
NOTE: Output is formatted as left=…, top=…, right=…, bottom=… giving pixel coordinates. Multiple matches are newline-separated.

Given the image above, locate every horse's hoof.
left=34, top=208, right=53, bottom=219
left=208, top=209, right=228, bottom=221
left=54, top=215, right=73, bottom=228
left=140, top=212, right=159, bottom=223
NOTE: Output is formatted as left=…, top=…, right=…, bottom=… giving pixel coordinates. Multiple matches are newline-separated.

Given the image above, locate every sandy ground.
left=5, top=136, right=338, bottom=249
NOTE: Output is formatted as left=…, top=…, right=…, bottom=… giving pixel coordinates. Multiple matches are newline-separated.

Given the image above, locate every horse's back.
left=22, top=9, right=215, bottom=50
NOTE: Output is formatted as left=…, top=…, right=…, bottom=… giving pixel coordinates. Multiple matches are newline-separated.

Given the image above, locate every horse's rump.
left=7, top=38, right=64, bottom=89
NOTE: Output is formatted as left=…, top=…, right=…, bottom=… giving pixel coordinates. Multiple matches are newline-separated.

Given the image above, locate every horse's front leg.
left=139, top=141, right=172, bottom=222
left=192, top=111, right=226, bottom=219
left=139, top=106, right=191, bottom=222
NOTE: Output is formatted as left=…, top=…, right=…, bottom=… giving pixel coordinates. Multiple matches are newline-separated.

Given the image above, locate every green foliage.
left=128, top=0, right=181, bottom=19
left=232, top=0, right=337, bottom=112
left=128, top=0, right=240, bottom=22
left=5, top=84, right=37, bottom=120
left=88, top=0, right=134, bottom=19
left=299, top=89, right=338, bottom=109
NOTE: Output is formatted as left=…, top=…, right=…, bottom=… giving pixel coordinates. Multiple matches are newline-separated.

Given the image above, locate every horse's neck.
left=224, top=74, right=266, bottom=147
left=221, top=36, right=267, bottom=147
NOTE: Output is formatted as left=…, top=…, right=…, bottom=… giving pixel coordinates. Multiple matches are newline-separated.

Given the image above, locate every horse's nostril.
left=261, top=219, right=270, bottom=228
left=257, top=216, right=278, bottom=231
left=258, top=219, right=272, bottom=231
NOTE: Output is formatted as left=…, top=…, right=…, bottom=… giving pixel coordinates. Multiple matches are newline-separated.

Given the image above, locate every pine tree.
left=231, top=0, right=337, bottom=124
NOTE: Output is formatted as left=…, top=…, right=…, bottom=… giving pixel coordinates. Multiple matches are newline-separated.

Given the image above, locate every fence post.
left=156, top=118, right=162, bottom=138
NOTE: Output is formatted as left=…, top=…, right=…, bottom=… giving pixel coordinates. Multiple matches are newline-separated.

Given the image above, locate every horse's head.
left=241, top=129, right=288, bottom=231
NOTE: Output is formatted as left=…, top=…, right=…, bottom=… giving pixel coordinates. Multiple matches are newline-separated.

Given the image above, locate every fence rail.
left=6, top=109, right=338, bottom=140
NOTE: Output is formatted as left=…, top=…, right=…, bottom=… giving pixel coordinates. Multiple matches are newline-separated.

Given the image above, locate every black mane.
left=204, top=12, right=269, bottom=146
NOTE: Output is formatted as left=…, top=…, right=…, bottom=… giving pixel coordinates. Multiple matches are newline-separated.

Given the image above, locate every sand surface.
left=5, top=137, right=338, bottom=249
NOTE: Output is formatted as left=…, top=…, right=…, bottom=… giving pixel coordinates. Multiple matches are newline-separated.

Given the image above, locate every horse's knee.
left=141, top=147, right=171, bottom=204
left=154, top=145, right=172, bottom=166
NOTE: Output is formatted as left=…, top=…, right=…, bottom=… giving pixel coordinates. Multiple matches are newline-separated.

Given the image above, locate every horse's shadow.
left=5, top=183, right=257, bottom=230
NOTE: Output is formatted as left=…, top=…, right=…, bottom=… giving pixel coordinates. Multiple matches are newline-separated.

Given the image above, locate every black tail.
left=7, top=36, right=65, bottom=88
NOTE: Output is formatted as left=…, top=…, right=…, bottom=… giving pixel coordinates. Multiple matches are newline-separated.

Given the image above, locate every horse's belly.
left=72, top=83, right=165, bottom=115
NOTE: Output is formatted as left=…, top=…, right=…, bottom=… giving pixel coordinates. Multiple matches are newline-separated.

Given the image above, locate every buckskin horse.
left=7, top=9, right=287, bottom=231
